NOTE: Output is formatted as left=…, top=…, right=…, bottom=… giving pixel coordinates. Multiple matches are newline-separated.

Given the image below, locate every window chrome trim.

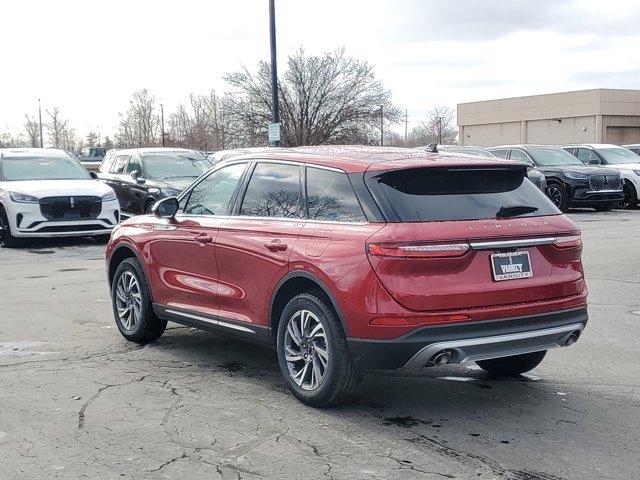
left=174, top=213, right=369, bottom=225
left=165, top=309, right=255, bottom=334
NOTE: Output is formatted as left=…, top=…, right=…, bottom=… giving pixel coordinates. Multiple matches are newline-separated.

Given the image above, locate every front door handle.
left=195, top=232, right=213, bottom=245
left=265, top=240, right=288, bottom=252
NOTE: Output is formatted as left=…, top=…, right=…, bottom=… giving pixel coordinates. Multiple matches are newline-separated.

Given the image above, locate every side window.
left=111, top=155, right=130, bottom=174
left=491, top=149, right=508, bottom=159
left=509, top=149, right=533, bottom=164
left=99, top=154, right=115, bottom=173
left=306, top=167, right=365, bottom=222
left=577, top=149, right=599, bottom=164
left=184, top=163, right=246, bottom=216
left=125, top=156, right=141, bottom=174
left=240, top=163, right=301, bottom=218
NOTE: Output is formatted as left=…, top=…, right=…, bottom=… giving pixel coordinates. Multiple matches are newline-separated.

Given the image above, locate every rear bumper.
left=347, top=307, right=588, bottom=370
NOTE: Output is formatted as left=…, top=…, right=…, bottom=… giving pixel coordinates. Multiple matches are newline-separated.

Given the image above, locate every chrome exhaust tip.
left=430, top=350, right=453, bottom=366
left=563, top=330, right=581, bottom=347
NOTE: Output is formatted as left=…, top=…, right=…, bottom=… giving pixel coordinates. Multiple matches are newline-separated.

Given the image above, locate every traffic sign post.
left=268, top=122, right=281, bottom=145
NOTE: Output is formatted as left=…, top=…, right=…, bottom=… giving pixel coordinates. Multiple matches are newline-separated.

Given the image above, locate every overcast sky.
left=2, top=0, right=639, bottom=139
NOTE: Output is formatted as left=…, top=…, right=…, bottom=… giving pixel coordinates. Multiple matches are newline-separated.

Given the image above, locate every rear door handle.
left=265, top=240, right=288, bottom=252
left=195, top=232, right=213, bottom=245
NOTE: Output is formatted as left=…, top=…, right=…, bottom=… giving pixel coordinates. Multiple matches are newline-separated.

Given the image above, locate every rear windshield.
left=367, top=167, right=559, bottom=222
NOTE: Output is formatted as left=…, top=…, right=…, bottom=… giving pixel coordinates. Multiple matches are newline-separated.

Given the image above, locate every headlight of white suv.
left=9, top=192, right=40, bottom=203
left=101, top=191, right=117, bottom=202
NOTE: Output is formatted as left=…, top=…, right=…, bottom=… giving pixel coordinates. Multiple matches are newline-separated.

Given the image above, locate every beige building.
left=457, top=89, right=640, bottom=146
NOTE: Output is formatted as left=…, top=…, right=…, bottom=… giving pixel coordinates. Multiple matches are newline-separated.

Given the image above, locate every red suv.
left=106, top=147, right=588, bottom=407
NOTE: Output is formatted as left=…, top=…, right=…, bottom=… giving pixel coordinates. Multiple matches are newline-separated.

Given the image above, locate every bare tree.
left=224, top=48, right=401, bottom=147
left=0, top=131, right=26, bottom=148
left=115, top=89, right=160, bottom=148
left=46, top=106, right=69, bottom=149
left=23, top=115, right=40, bottom=147
left=168, top=91, right=244, bottom=151
left=86, top=131, right=99, bottom=147
left=408, top=106, right=458, bottom=146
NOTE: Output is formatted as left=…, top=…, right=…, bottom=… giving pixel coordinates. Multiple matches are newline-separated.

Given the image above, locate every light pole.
left=436, top=116, right=443, bottom=144
left=38, top=98, right=43, bottom=148
left=160, top=103, right=165, bottom=147
left=379, top=106, right=384, bottom=146
left=269, top=0, right=280, bottom=146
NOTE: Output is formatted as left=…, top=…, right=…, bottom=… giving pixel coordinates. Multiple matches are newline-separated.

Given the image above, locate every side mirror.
left=89, top=171, right=99, bottom=179
left=588, top=159, right=600, bottom=165
left=152, top=197, right=179, bottom=218
left=130, top=170, right=145, bottom=184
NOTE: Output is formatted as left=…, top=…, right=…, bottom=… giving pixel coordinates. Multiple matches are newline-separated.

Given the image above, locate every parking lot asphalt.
left=0, top=210, right=639, bottom=480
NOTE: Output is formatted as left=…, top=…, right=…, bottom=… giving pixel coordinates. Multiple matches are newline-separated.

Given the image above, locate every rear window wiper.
left=495, top=205, right=539, bottom=219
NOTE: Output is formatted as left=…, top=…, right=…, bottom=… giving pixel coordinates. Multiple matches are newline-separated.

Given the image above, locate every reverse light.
left=553, top=235, right=582, bottom=249
left=370, top=314, right=470, bottom=327
left=9, top=192, right=39, bottom=203
left=367, top=242, right=470, bottom=258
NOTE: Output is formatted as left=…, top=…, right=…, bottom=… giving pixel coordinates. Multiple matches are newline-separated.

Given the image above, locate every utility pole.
left=404, top=109, right=408, bottom=141
left=269, top=0, right=280, bottom=146
left=160, top=103, right=165, bottom=147
left=38, top=98, right=43, bottom=148
left=437, top=116, right=443, bottom=144
left=379, top=106, right=384, bottom=146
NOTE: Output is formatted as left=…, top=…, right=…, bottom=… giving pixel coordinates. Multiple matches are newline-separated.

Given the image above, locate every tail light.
left=553, top=235, right=582, bottom=249
left=367, top=242, right=470, bottom=258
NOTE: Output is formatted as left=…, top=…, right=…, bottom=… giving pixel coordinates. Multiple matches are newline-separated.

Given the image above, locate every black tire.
left=593, top=203, right=616, bottom=212
left=546, top=183, right=569, bottom=212
left=111, top=257, right=166, bottom=343
left=622, top=182, right=638, bottom=209
left=476, top=351, right=547, bottom=377
left=0, top=207, right=22, bottom=248
left=276, top=291, right=361, bottom=407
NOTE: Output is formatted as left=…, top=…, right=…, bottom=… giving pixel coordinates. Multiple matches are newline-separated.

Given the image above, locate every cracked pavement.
left=1, top=210, right=639, bottom=479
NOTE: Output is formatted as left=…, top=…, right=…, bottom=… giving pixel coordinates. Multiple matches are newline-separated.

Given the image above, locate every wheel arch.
left=269, top=271, right=348, bottom=344
left=108, top=244, right=154, bottom=301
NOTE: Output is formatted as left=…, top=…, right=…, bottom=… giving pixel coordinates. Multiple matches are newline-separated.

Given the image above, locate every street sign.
left=268, top=122, right=281, bottom=143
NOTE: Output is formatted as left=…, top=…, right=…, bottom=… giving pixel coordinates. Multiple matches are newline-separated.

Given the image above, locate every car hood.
left=606, top=162, right=640, bottom=171
left=145, top=177, right=197, bottom=192
left=536, top=165, right=619, bottom=176
left=1, top=179, right=114, bottom=198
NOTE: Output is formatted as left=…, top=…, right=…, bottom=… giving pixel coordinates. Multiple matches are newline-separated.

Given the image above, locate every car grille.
left=39, top=196, right=102, bottom=221
left=589, top=175, right=622, bottom=191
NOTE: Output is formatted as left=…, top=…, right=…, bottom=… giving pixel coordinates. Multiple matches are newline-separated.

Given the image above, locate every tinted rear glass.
left=367, top=167, right=559, bottom=222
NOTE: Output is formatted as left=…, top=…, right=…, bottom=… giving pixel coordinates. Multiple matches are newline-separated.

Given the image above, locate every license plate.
left=490, top=251, right=533, bottom=281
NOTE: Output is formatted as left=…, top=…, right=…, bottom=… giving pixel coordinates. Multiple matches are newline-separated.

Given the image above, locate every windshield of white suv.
left=598, top=148, right=640, bottom=165
left=1, top=155, right=90, bottom=181
left=527, top=147, right=584, bottom=166
left=143, top=154, right=210, bottom=179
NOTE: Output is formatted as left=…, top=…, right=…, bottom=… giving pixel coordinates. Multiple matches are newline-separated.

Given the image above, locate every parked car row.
left=427, top=143, right=640, bottom=212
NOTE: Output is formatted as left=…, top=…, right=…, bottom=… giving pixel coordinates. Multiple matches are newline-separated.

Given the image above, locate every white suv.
left=564, top=144, right=640, bottom=209
left=0, top=148, right=120, bottom=247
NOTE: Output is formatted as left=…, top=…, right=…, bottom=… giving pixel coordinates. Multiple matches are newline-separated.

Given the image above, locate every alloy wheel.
left=284, top=310, right=329, bottom=391
left=115, top=271, right=142, bottom=331
left=547, top=186, right=563, bottom=207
